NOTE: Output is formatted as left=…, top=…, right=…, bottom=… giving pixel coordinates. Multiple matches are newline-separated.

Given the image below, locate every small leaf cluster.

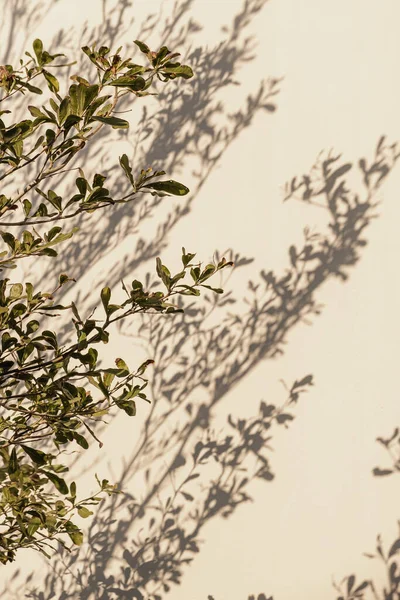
left=0, top=39, right=194, bottom=267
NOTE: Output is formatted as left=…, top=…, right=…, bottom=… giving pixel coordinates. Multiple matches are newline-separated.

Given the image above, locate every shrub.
left=0, top=37, right=231, bottom=563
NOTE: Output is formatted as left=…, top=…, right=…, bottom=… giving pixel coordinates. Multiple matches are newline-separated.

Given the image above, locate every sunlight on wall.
left=2, top=1, right=400, bottom=599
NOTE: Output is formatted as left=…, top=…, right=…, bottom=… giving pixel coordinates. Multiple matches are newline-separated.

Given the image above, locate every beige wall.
left=2, top=0, right=400, bottom=598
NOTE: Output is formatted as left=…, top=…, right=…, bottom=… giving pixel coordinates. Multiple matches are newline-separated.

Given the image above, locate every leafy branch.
left=0, top=36, right=230, bottom=564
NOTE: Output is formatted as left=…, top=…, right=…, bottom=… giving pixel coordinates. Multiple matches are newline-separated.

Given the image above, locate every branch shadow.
left=2, top=137, right=398, bottom=599
left=30, top=0, right=279, bottom=304
left=332, top=430, right=400, bottom=600
left=0, top=0, right=59, bottom=65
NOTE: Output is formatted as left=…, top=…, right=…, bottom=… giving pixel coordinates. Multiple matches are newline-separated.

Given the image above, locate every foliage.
left=0, top=37, right=232, bottom=563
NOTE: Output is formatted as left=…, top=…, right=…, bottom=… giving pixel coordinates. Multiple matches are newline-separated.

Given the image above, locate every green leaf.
left=155, top=46, right=170, bottom=64
left=69, top=83, right=99, bottom=115
left=27, top=105, right=48, bottom=120
left=156, top=257, right=171, bottom=289
left=47, top=190, right=63, bottom=212
left=25, top=283, right=34, bottom=301
left=77, top=506, right=93, bottom=518
left=33, top=39, right=43, bottom=65
left=182, top=249, right=196, bottom=267
left=33, top=202, right=48, bottom=217
left=170, top=271, right=185, bottom=286
left=43, top=471, right=69, bottom=495
left=27, top=517, right=41, bottom=537
left=9, top=283, right=23, bottom=299
left=26, top=319, right=39, bottom=333
left=21, top=445, right=47, bottom=466
left=201, top=284, right=223, bottom=293
left=115, top=357, right=129, bottom=375
left=8, top=448, right=19, bottom=475
left=82, top=84, right=99, bottom=109
left=74, top=432, right=89, bottom=449
left=10, top=303, right=26, bottom=318
left=162, top=64, right=193, bottom=79
left=103, top=371, right=115, bottom=387
left=59, top=96, right=71, bottom=124
left=45, top=128, right=56, bottom=146
left=81, top=46, right=98, bottom=66
left=93, top=173, right=106, bottom=187
left=67, top=529, right=84, bottom=546
left=134, top=40, right=151, bottom=55
left=117, top=400, right=136, bottom=416
left=63, top=114, right=81, bottom=131
left=92, top=116, right=129, bottom=129
left=143, top=180, right=189, bottom=196
left=59, top=273, right=70, bottom=285
left=156, top=256, right=163, bottom=278
left=3, top=120, right=33, bottom=142
left=190, top=266, right=200, bottom=282
left=84, top=94, right=111, bottom=120
left=47, top=226, right=62, bottom=241
left=1, top=231, right=15, bottom=250
left=23, top=199, right=32, bottom=217
left=22, top=230, right=34, bottom=248
left=199, top=264, right=216, bottom=282
left=75, top=177, right=87, bottom=195
left=42, top=70, right=59, bottom=94
left=98, top=46, right=110, bottom=57
left=40, top=248, right=58, bottom=257
left=108, top=76, right=146, bottom=91
left=20, top=81, right=43, bottom=95
left=125, top=65, right=145, bottom=76
left=176, top=284, right=200, bottom=296
left=101, top=286, right=111, bottom=311
left=70, top=301, right=81, bottom=322
left=43, top=229, right=75, bottom=248
left=49, top=98, right=58, bottom=113
left=84, top=186, right=111, bottom=204
left=119, top=154, right=134, bottom=185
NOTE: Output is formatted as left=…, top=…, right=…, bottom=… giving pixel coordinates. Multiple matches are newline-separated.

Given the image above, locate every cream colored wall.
left=2, top=1, right=400, bottom=599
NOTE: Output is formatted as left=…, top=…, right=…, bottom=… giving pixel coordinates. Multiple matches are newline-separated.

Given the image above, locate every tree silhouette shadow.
left=1, top=1, right=400, bottom=599
left=29, top=0, right=279, bottom=302
left=2, top=136, right=398, bottom=598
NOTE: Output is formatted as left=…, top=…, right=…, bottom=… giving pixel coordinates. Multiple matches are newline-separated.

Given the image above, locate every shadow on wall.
left=1, top=1, right=400, bottom=599
left=0, top=0, right=59, bottom=65
left=3, top=140, right=398, bottom=599
left=333, top=432, right=400, bottom=600
left=31, top=0, right=280, bottom=304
